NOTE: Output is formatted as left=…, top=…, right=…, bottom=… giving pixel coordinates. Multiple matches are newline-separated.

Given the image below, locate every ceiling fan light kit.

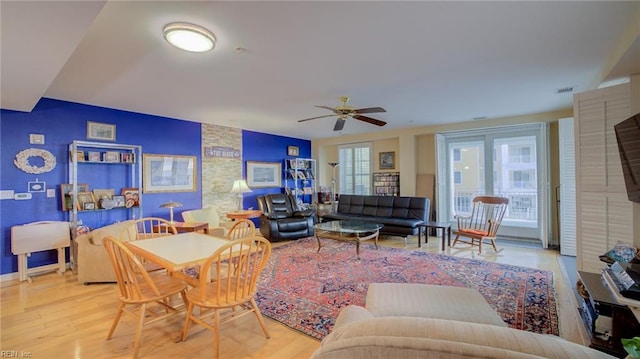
left=299, top=96, right=388, bottom=131
left=163, top=22, right=216, bottom=53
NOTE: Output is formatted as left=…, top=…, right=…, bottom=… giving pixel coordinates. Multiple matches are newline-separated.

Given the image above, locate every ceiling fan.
left=298, top=96, right=387, bottom=131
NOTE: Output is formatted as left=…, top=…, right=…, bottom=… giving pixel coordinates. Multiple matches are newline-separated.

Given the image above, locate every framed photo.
left=60, top=183, right=89, bottom=211
left=87, top=121, right=116, bottom=141
left=87, top=151, right=101, bottom=162
left=103, top=151, right=120, bottom=163
left=379, top=151, right=396, bottom=170
left=112, top=195, right=126, bottom=208
left=83, top=202, right=96, bottom=210
left=93, top=189, right=115, bottom=202
left=143, top=154, right=196, bottom=193
left=76, top=192, right=95, bottom=211
left=70, top=150, right=85, bottom=162
left=121, top=188, right=140, bottom=207
left=246, top=161, right=281, bottom=188
left=287, top=146, right=299, bottom=156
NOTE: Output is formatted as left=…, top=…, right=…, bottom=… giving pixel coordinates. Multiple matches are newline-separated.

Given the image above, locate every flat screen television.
left=614, top=112, right=640, bottom=203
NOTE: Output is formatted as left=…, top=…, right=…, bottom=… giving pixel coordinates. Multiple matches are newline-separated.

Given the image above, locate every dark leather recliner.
left=256, top=194, right=314, bottom=242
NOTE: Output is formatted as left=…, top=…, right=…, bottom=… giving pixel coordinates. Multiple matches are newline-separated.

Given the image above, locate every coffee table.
left=314, top=220, right=382, bottom=259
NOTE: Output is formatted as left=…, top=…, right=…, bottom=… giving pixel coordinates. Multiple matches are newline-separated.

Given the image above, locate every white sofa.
left=311, top=283, right=615, bottom=359
left=73, top=220, right=136, bottom=284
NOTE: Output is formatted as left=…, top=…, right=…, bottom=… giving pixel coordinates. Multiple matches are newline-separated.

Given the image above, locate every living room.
left=2, top=1, right=640, bottom=358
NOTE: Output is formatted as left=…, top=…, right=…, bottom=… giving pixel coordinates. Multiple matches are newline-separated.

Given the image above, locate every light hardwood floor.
left=1, top=234, right=588, bottom=358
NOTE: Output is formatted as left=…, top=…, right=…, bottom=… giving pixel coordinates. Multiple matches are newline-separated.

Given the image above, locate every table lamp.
left=160, top=201, right=183, bottom=223
left=230, top=179, right=252, bottom=210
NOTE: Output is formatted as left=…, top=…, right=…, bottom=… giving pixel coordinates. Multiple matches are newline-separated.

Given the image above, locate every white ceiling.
left=2, top=1, right=640, bottom=140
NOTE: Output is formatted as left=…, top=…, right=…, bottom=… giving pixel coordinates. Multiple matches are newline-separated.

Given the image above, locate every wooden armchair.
left=226, top=218, right=256, bottom=240
left=452, top=196, right=509, bottom=254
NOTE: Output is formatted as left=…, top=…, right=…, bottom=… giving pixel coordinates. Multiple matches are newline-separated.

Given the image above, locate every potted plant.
left=623, top=337, right=640, bottom=359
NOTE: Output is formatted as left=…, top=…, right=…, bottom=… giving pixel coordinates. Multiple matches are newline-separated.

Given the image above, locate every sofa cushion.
left=366, top=283, right=506, bottom=327
left=312, top=317, right=615, bottom=359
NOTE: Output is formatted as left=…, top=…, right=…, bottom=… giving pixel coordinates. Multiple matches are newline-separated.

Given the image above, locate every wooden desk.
left=125, top=232, right=229, bottom=272
left=226, top=209, right=262, bottom=220
left=418, top=221, right=452, bottom=251
left=154, top=221, right=209, bottom=234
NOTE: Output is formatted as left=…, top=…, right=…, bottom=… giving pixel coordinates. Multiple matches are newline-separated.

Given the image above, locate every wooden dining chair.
left=451, top=196, right=509, bottom=254
left=103, top=235, right=187, bottom=359
left=121, top=217, right=177, bottom=273
left=181, top=236, right=272, bottom=358
left=226, top=218, right=256, bottom=241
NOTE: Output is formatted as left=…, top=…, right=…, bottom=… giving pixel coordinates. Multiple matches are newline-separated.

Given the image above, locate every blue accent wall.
left=0, top=98, right=310, bottom=275
left=241, top=129, right=311, bottom=215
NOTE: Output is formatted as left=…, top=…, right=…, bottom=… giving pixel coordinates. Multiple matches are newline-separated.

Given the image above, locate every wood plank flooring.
left=1, top=234, right=588, bottom=358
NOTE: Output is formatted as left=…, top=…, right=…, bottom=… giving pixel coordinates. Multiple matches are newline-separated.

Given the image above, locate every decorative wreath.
left=14, top=148, right=57, bottom=174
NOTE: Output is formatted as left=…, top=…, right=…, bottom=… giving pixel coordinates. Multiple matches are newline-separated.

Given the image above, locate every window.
left=338, top=142, right=372, bottom=195
left=435, top=123, right=550, bottom=245
left=453, top=171, right=462, bottom=184
left=453, top=148, right=461, bottom=162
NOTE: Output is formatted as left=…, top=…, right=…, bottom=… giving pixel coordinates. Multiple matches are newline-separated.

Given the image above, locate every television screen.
left=614, top=113, right=640, bottom=203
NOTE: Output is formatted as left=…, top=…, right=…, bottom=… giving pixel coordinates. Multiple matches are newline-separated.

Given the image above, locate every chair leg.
left=214, top=309, right=221, bottom=359
left=489, top=238, right=498, bottom=252
left=132, top=303, right=147, bottom=359
left=106, top=303, right=125, bottom=340
left=250, top=298, right=271, bottom=339
left=451, top=234, right=460, bottom=247
left=181, top=302, right=195, bottom=341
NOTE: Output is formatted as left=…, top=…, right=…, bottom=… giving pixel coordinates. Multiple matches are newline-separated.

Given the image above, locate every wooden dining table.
left=124, top=232, right=230, bottom=273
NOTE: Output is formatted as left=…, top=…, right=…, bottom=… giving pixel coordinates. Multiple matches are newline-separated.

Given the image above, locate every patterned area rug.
left=256, top=237, right=559, bottom=340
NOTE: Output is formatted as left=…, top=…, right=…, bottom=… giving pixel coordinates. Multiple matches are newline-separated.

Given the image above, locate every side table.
left=226, top=209, right=262, bottom=221
left=154, top=221, right=209, bottom=234
left=418, top=221, right=452, bottom=251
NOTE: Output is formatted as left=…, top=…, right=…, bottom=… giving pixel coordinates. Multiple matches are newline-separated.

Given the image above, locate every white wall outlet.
left=46, top=189, right=56, bottom=198
left=0, top=190, right=15, bottom=200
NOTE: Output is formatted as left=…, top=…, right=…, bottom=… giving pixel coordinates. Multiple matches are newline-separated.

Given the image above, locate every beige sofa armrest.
left=333, top=306, right=374, bottom=330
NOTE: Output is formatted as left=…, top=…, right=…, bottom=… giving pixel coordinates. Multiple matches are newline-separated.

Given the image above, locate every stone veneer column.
left=201, top=124, right=243, bottom=219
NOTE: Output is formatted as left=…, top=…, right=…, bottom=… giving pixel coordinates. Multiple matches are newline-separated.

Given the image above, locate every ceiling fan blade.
left=352, top=115, right=387, bottom=127
left=315, top=105, right=337, bottom=111
left=298, top=114, right=336, bottom=123
left=353, top=107, right=386, bottom=114
left=333, top=118, right=346, bottom=131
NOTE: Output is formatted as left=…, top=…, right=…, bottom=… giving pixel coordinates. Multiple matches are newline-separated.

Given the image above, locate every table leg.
left=447, top=226, right=451, bottom=248
left=418, top=226, right=423, bottom=248
left=316, top=232, right=322, bottom=253
left=355, top=236, right=360, bottom=260
left=441, top=228, right=445, bottom=251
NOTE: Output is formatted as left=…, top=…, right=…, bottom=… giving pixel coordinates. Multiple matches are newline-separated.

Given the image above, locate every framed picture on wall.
left=87, top=121, right=116, bottom=141
left=287, top=146, right=299, bottom=156
left=246, top=161, right=282, bottom=188
left=143, top=154, right=196, bottom=193
left=380, top=151, right=395, bottom=170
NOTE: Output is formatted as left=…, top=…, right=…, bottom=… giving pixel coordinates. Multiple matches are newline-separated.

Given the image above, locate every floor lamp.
left=328, top=162, right=339, bottom=212
left=230, top=179, right=252, bottom=210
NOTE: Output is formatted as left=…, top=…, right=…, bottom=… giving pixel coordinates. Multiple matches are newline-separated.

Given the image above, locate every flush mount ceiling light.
left=163, top=22, right=216, bottom=53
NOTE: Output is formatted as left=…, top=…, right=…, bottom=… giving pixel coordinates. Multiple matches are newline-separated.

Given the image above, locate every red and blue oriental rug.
left=256, top=237, right=559, bottom=340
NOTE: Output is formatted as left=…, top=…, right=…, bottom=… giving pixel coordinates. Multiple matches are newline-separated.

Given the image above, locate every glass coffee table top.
left=314, top=220, right=383, bottom=234
left=314, top=220, right=383, bottom=259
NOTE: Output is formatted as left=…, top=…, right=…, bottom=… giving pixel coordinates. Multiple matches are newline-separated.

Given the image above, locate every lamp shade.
left=230, top=179, right=252, bottom=194
left=160, top=201, right=183, bottom=224
left=160, top=201, right=183, bottom=209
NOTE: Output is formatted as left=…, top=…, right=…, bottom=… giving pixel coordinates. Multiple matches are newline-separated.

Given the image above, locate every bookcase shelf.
left=373, top=172, right=399, bottom=196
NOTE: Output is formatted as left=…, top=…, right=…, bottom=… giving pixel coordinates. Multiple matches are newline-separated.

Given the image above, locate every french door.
left=436, top=123, right=550, bottom=246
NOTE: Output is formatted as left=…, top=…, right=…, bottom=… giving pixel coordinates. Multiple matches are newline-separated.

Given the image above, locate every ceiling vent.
left=555, top=86, right=574, bottom=94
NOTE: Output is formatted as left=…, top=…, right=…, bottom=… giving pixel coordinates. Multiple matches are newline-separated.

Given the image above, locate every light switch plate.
left=29, top=134, right=45, bottom=144
left=46, top=189, right=56, bottom=198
